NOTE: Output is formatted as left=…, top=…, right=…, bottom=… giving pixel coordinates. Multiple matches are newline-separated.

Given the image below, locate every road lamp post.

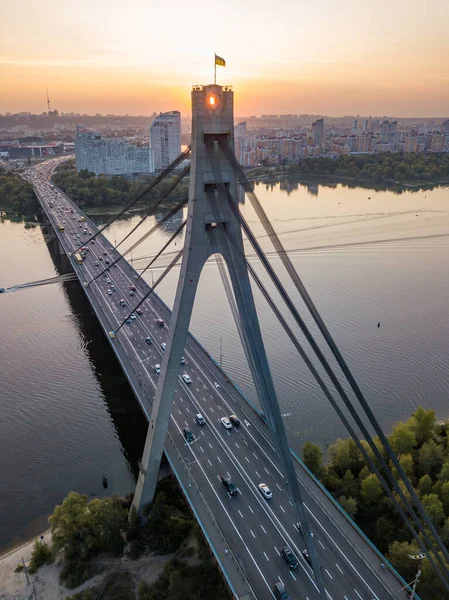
left=406, top=553, right=426, bottom=600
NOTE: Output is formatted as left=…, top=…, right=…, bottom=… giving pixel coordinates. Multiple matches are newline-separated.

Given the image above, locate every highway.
left=24, top=158, right=412, bottom=600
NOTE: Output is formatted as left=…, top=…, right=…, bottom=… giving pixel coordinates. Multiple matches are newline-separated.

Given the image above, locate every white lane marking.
left=250, top=530, right=256, bottom=538
left=289, top=571, right=296, bottom=581
left=208, top=460, right=212, bottom=466
left=185, top=406, right=190, bottom=412
left=336, top=563, right=343, bottom=574
left=217, top=456, right=222, bottom=463
left=276, top=483, right=282, bottom=491
left=243, top=439, right=248, bottom=445
left=280, top=505, right=286, bottom=513
left=199, top=446, right=204, bottom=453
left=245, top=456, right=250, bottom=463
left=255, top=471, right=261, bottom=478
left=178, top=409, right=181, bottom=415
left=261, top=525, right=267, bottom=534
left=264, top=467, right=270, bottom=474
left=169, top=415, right=275, bottom=596
left=263, top=552, right=269, bottom=561
left=235, top=443, right=240, bottom=448
left=248, top=505, right=254, bottom=514
left=325, top=569, right=333, bottom=579
left=238, top=510, right=244, bottom=518
left=208, top=443, right=213, bottom=449
left=318, top=539, right=326, bottom=549
left=274, top=546, right=280, bottom=555
left=354, top=590, right=363, bottom=600
left=253, top=452, right=258, bottom=459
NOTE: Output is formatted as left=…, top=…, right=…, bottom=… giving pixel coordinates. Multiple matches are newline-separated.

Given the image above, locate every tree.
left=418, top=440, right=444, bottom=477
left=49, top=491, right=127, bottom=561
left=438, top=461, right=449, bottom=482
left=338, top=496, right=358, bottom=519
left=441, top=481, right=449, bottom=515
left=302, top=441, right=324, bottom=477
left=421, top=494, right=445, bottom=525
left=387, top=540, right=419, bottom=582
left=328, top=438, right=363, bottom=476
left=407, top=407, right=436, bottom=446
left=390, top=422, right=416, bottom=455
left=361, top=473, right=383, bottom=504
left=399, top=453, right=415, bottom=479
left=418, top=474, right=433, bottom=497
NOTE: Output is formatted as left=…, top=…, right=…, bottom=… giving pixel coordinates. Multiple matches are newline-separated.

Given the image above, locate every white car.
left=220, top=417, right=232, bottom=430
left=161, top=342, right=166, bottom=351
left=182, top=373, right=192, bottom=384
left=181, top=356, right=185, bottom=364
left=107, top=290, right=113, bottom=296
left=258, top=483, right=273, bottom=499
left=154, top=364, right=161, bottom=375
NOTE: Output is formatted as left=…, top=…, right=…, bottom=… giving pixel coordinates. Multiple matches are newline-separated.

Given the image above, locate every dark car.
left=302, top=549, right=311, bottom=567
left=273, top=582, right=290, bottom=600
left=229, top=414, right=240, bottom=426
left=281, top=546, right=298, bottom=570
left=156, top=318, right=164, bottom=327
left=145, top=337, right=152, bottom=345
left=220, top=476, right=238, bottom=496
left=183, top=428, right=194, bottom=444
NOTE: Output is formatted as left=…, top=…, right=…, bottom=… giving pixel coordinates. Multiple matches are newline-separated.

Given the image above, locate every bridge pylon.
left=132, top=83, right=326, bottom=597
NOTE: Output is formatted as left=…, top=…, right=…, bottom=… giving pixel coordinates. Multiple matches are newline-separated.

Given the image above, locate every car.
left=220, top=417, right=232, bottom=430
left=99, top=256, right=103, bottom=261
left=258, top=483, right=272, bottom=499
left=91, top=239, right=95, bottom=244
left=131, top=314, right=137, bottom=320
left=105, top=259, right=110, bottom=264
left=120, top=299, right=126, bottom=307
left=281, top=546, right=298, bottom=570
left=181, top=356, right=185, bottom=364
left=126, top=318, right=132, bottom=324
left=103, top=251, right=107, bottom=256
left=136, top=308, right=142, bottom=315
left=182, top=373, right=192, bottom=384
left=95, top=261, right=100, bottom=266
left=195, top=414, right=205, bottom=426
left=302, top=549, right=311, bottom=567
left=106, top=278, right=111, bottom=283
left=129, top=290, right=134, bottom=296
left=273, top=582, right=290, bottom=600
left=145, top=337, right=152, bottom=345
left=183, top=428, right=195, bottom=444
left=156, top=318, right=164, bottom=327
left=130, top=285, right=136, bottom=291
left=220, top=475, right=238, bottom=496
left=154, top=364, right=161, bottom=375
left=229, top=414, right=240, bottom=426
left=161, top=342, right=166, bottom=351
left=295, top=522, right=314, bottom=537
left=107, top=290, right=113, bottom=295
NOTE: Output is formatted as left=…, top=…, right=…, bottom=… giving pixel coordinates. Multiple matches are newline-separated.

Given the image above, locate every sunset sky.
left=1, top=0, right=448, bottom=117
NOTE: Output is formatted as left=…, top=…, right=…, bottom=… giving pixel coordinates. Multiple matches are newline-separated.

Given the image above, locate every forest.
left=52, top=168, right=189, bottom=209
left=288, top=152, right=449, bottom=183
left=0, top=171, right=39, bottom=216
left=303, top=407, right=449, bottom=598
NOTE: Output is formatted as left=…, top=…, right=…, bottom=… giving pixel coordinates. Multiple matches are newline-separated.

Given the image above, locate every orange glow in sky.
left=1, top=0, right=448, bottom=116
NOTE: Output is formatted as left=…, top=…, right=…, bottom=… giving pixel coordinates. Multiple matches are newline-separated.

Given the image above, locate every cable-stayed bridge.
left=20, top=84, right=446, bottom=600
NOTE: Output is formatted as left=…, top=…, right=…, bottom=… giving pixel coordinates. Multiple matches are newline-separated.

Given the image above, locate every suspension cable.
left=112, top=250, right=183, bottom=335
left=221, top=145, right=449, bottom=574
left=222, top=225, right=448, bottom=590
left=115, top=165, right=190, bottom=250
left=73, top=147, right=191, bottom=253
left=137, top=219, right=186, bottom=281
left=86, top=197, right=187, bottom=286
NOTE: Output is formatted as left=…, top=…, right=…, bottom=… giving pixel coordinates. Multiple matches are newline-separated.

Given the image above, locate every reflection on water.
left=1, top=178, right=449, bottom=552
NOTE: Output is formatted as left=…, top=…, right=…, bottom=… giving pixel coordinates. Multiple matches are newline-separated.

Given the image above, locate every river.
left=1, top=178, right=448, bottom=552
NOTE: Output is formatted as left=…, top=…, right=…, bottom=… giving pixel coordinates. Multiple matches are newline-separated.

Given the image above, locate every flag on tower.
left=215, top=54, right=226, bottom=67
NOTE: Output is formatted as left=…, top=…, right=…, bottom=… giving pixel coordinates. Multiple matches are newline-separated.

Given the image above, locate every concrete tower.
left=133, top=83, right=326, bottom=596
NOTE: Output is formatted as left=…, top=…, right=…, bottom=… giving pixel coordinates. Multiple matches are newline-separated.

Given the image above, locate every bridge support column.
left=132, top=83, right=326, bottom=597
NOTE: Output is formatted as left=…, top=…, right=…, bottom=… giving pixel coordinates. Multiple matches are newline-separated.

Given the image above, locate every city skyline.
left=1, top=0, right=449, bottom=117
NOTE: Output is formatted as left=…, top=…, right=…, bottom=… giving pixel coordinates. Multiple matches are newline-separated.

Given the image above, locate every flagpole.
left=214, top=53, right=216, bottom=85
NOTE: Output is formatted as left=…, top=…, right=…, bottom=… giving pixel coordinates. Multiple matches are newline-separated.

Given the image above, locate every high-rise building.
left=311, top=118, right=324, bottom=148
left=234, top=121, right=247, bottom=139
left=149, top=111, right=181, bottom=171
left=442, top=120, right=449, bottom=135
left=75, top=126, right=151, bottom=175
left=381, top=121, right=390, bottom=144
left=389, top=121, right=398, bottom=149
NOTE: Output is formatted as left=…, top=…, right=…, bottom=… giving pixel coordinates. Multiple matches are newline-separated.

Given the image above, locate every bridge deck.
left=28, top=159, right=413, bottom=600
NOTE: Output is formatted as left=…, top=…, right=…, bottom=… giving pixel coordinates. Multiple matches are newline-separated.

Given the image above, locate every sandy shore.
left=0, top=532, right=168, bottom=600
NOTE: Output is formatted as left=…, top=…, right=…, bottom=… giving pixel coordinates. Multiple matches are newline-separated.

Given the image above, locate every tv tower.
left=46, top=88, right=51, bottom=114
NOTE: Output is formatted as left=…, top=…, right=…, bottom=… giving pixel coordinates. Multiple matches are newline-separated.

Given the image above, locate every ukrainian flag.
left=215, top=54, right=226, bottom=67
